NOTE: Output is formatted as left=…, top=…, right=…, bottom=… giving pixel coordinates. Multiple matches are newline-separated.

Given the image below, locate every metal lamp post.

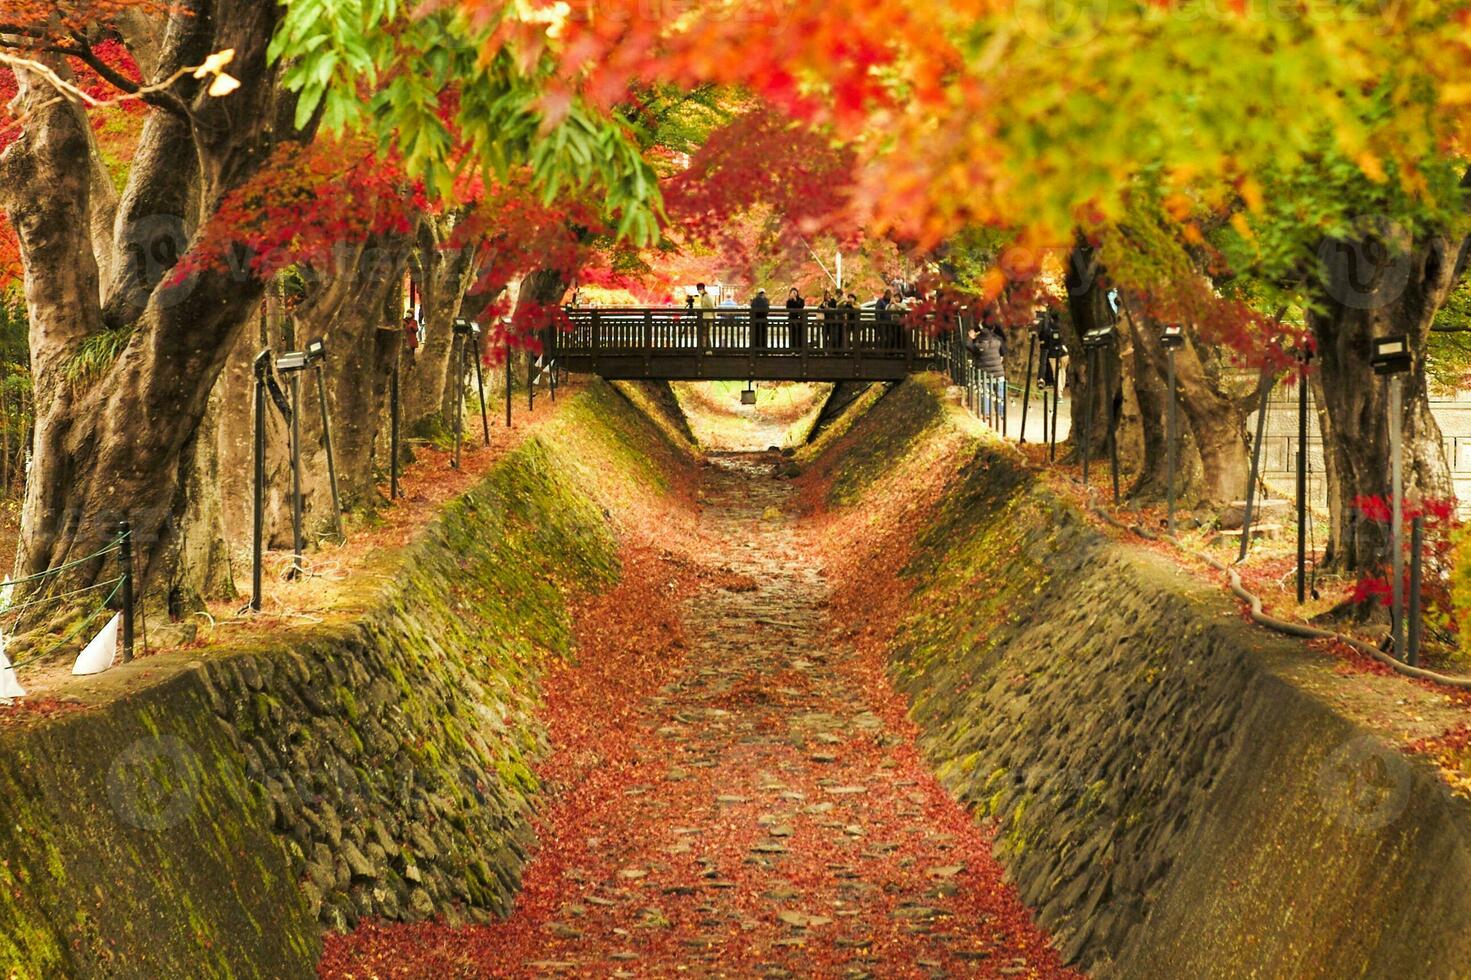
left=1294, top=349, right=1311, bottom=604
left=1080, top=324, right=1115, bottom=491
left=273, top=349, right=310, bottom=579
left=1371, top=334, right=1413, bottom=659
left=304, top=338, right=343, bottom=542
left=1160, top=325, right=1185, bottom=535
left=250, top=349, right=291, bottom=609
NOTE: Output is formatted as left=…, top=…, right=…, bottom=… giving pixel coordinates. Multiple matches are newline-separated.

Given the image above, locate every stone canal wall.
left=818, top=378, right=1471, bottom=979
left=0, top=381, right=693, bottom=979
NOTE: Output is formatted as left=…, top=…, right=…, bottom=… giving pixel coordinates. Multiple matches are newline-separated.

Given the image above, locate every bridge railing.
left=554, top=307, right=952, bottom=360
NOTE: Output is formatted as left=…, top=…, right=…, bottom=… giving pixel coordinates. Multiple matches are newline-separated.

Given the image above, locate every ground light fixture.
left=1371, top=334, right=1414, bottom=660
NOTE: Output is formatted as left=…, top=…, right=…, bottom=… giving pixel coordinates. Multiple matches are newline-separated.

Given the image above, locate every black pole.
left=504, top=336, right=513, bottom=428
left=251, top=350, right=268, bottom=609
left=1238, top=370, right=1274, bottom=564
left=473, top=333, right=490, bottom=445
left=1081, top=347, right=1096, bottom=486
left=117, top=520, right=134, bottom=663
left=314, top=364, right=344, bottom=542
left=999, top=373, right=1008, bottom=438
left=453, top=336, right=465, bottom=470
left=1296, top=356, right=1309, bottom=603
left=1109, top=406, right=1120, bottom=505
left=1048, top=352, right=1061, bottom=462
left=1040, top=353, right=1051, bottom=452
left=1019, top=334, right=1036, bottom=445
left=1408, top=514, right=1425, bottom=667
left=288, top=371, right=304, bottom=580
left=1166, top=347, right=1178, bottom=536
left=389, top=358, right=400, bottom=500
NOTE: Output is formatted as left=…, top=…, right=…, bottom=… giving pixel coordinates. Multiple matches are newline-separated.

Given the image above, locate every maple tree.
left=1, top=0, right=1470, bottom=606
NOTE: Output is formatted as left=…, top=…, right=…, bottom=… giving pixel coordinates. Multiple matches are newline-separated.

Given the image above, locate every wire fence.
left=0, top=524, right=136, bottom=693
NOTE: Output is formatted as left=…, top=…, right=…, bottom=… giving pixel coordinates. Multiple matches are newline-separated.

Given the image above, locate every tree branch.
left=60, top=32, right=193, bottom=122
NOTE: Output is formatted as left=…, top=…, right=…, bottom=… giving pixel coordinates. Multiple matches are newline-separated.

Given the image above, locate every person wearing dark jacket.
left=785, top=287, right=805, bottom=350
left=750, top=288, right=771, bottom=350
left=820, top=289, right=840, bottom=350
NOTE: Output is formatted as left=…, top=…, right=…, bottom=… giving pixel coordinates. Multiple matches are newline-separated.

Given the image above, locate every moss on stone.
left=811, top=376, right=1471, bottom=979
left=0, top=380, right=694, bottom=979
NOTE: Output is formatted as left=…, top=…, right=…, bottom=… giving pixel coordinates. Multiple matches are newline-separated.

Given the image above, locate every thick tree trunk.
left=293, top=236, right=408, bottom=516
left=0, top=0, right=306, bottom=608
left=1310, top=223, right=1461, bottom=573
left=1132, top=321, right=1249, bottom=507
left=1120, top=307, right=1175, bottom=499
left=1063, top=243, right=1124, bottom=464
left=402, top=215, right=480, bottom=437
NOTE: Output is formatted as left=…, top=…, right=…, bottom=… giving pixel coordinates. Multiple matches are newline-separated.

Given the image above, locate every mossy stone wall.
left=0, top=381, right=686, bottom=978
left=827, top=378, right=1471, bottom=978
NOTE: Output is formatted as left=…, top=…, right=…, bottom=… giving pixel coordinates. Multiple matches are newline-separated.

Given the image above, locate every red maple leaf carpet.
left=321, top=453, right=1080, bottom=979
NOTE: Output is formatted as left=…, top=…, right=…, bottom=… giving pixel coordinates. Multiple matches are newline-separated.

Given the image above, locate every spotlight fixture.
left=274, top=351, right=309, bottom=373
left=1370, top=335, right=1411, bottom=376
left=1081, top=324, right=1115, bottom=349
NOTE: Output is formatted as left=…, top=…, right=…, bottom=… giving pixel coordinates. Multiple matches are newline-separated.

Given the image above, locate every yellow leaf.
left=979, top=267, right=1007, bottom=301
left=1162, top=193, right=1193, bottom=221
left=1229, top=212, right=1254, bottom=241
left=1240, top=178, right=1264, bottom=214
left=1357, top=151, right=1388, bottom=183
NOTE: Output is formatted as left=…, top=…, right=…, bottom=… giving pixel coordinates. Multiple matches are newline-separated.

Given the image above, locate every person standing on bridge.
left=785, top=287, right=806, bottom=351
left=697, top=282, right=716, bottom=351
left=820, top=289, right=840, bottom=351
left=842, top=292, right=859, bottom=351
left=750, top=287, right=771, bottom=351
left=875, top=289, right=896, bottom=349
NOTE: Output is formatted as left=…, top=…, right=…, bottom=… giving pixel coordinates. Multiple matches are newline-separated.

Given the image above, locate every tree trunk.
left=1120, top=306, right=1174, bottom=499
left=292, top=236, right=408, bottom=518
left=402, top=214, right=480, bottom=437
left=1132, top=322, right=1250, bottom=507
left=0, top=0, right=308, bottom=609
left=1063, top=242, right=1124, bottom=464
left=1310, top=222, right=1461, bottom=573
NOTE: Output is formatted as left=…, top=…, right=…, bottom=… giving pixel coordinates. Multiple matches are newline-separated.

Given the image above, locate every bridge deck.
left=550, top=307, right=952, bottom=381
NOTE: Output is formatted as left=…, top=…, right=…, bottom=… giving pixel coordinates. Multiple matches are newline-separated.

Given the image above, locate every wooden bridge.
left=547, top=307, right=952, bottom=381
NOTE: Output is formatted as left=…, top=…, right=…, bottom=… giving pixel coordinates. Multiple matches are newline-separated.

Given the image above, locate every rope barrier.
left=3, top=577, right=125, bottom=674
left=0, top=574, right=124, bottom=624
left=0, top=527, right=137, bottom=691
left=1, top=532, right=128, bottom=588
